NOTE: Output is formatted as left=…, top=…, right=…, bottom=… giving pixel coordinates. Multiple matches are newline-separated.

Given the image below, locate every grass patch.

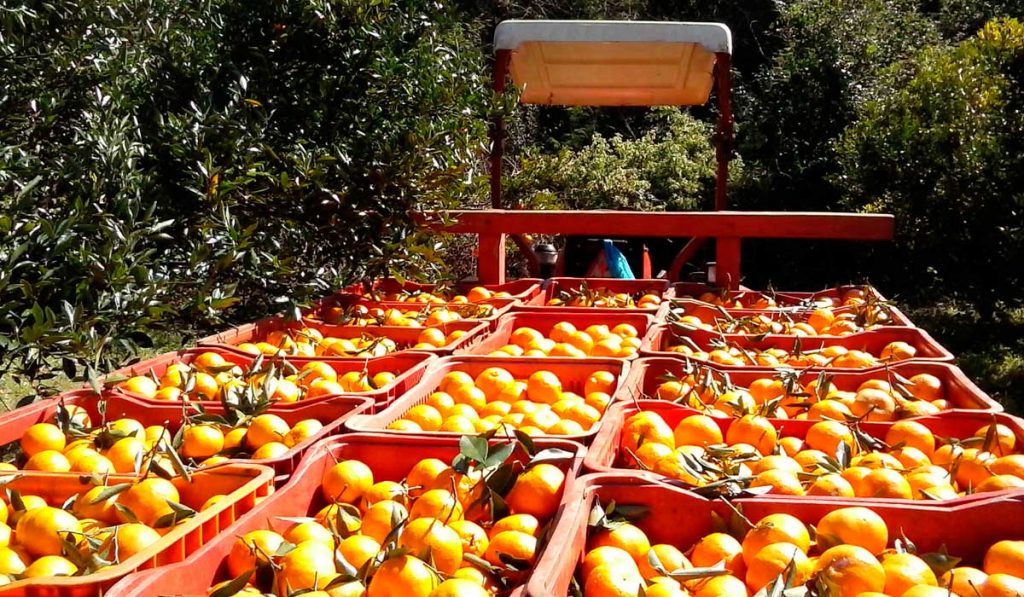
left=0, top=330, right=188, bottom=411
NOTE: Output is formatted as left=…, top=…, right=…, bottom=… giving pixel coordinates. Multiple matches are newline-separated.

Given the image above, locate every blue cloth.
left=603, top=240, right=635, bottom=279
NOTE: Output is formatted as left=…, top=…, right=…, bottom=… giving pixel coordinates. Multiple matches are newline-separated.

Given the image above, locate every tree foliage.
left=1, top=0, right=1023, bottom=396
left=838, top=18, right=1024, bottom=309
left=0, top=0, right=489, bottom=388
left=737, top=0, right=940, bottom=210
left=504, top=109, right=721, bottom=212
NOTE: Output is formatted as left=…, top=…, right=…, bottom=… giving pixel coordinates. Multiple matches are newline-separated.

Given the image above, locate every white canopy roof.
left=494, top=20, right=732, bottom=107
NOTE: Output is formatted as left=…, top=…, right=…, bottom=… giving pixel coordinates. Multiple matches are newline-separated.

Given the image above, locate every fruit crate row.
left=187, top=301, right=926, bottom=369
left=191, top=278, right=916, bottom=363
left=102, top=297, right=954, bottom=415
left=586, top=399, right=1024, bottom=505
left=12, top=425, right=1024, bottom=597
left=98, top=347, right=1003, bottom=460
left=639, top=325, right=953, bottom=369
left=92, top=434, right=1024, bottom=597
left=0, top=380, right=1015, bottom=593
left=103, top=432, right=587, bottom=597
left=0, top=389, right=372, bottom=484
left=332, top=276, right=668, bottom=310
left=326, top=276, right=893, bottom=312
left=525, top=472, right=1024, bottom=596
left=0, top=462, right=273, bottom=596
left=107, top=348, right=434, bottom=410
left=0, top=279, right=1006, bottom=596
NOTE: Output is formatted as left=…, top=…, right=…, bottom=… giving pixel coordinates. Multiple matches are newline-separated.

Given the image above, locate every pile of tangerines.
left=652, top=366, right=955, bottom=420
left=0, top=475, right=223, bottom=584
left=232, top=326, right=465, bottom=358
left=313, top=303, right=498, bottom=328
left=618, top=410, right=1024, bottom=499
left=580, top=504, right=1024, bottom=596
left=485, top=322, right=642, bottom=359
left=680, top=286, right=875, bottom=310
left=668, top=304, right=895, bottom=336
left=663, top=335, right=920, bottom=368
left=678, top=290, right=779, bottom=310
left=363, top=285, right=514, bottom=304
left=385, top=367, right=617, bottom=437
left=207, top=442, right=568, bottom=596
left=6, top=405, right=323, bottom=475
left=546, top=284, right=663, bottom=309
left=117, top=351, right=397, bottom=404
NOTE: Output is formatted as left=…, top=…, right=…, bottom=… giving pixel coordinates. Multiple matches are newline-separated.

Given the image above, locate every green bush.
left=737, top=0, right=939, bottom=210
left=838, top=18, right=1024, bottom=311
left=936, top=0, right=1024, bottom=40
left=503, top=108, right=722, bottom=212
left=0, top=0, right=489, bottom=390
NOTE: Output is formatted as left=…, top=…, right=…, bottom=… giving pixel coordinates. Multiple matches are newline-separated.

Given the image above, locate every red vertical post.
left=714, top=52, right=733, bottom=211
left=478, top=233, right=507, bottom=284
left=491, top=50, right=511, bottom=208
left=716, top=237, right=741, bottom=290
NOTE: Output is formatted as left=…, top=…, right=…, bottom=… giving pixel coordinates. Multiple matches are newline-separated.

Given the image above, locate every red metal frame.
left=436, top=209, right=894, bottom=288
left=491, top=49, right=511, bottom=208
left=489, top=45, right=739, bottom=277
left=481, top=24, right=892, bottom=287
left=714, top=52, right=733, bottom=210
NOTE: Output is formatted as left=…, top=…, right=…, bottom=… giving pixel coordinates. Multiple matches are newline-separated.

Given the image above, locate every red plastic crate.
left=525, top=472, right=1024, bottom=596
left=337, top=277, right=543, bottom=303
left=106, top=347, right=433, bottom=410
left=585, top=399, right=1023, bottom=505
left=640, top=325, right=955, bottom=367
left=456, top=310, right=656, bottom=358
left=665, top=297, right=916, bottom=331
left=197, top=316, right=488, bottom=357
left=529, top=277, right=672, bottom=312
left=779, top=285, right=891, bottom=304
left=103, top=433, right=585, bottom=597
left=618, top=357, right=1002, bottom=415
left=305, top=295, right=517, bottom=331
left=670, top=282, right=889, bottom=308
left=0, top=389, right=371, bottom=484
left=0, top=463, right=274, bottom=597
left=345, top=356, right=631, bottom=444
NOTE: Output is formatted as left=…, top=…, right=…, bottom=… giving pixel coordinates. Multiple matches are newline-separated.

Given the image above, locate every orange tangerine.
left=589, top=523, right=651, bottom=562
left=725, top=415, right=778, bottom=455
left=808, top=473, right=856, bottom=497
left=321, top=459, right=373, bottom=504
left=816, top=506, right=888, bottom=554
left=690, top=532, right=745, bottom=576
left=673, top=415, right=724, bottom=447
left=357, top=500, right=407, bottom=544
left=746, top=542, right=809, bottom=591
left=405, top=404, right=443, bottom=431
left=526, top=371, right=563, bottom=404
left=884, top=420, right=936, bottom=457
left=474, top=367, right=515, bottom=400
left=881, top=552, right=938, bottom=596
left=406, top=459, right=452, bottom=496
left=750, top=469, right=805, bottom=495
left=439, top=371, right=475, bottom=395
left=584, top=371, right=617, bottom=395
left=813, top=544, right=885, bottom=597
left=741, top=513, right=811, bottom=564
left=858, top=467, right=913, bottom=499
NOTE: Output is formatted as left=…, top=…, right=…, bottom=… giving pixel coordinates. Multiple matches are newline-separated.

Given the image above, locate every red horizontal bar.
left=436, top=210, right=894, bottom=240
